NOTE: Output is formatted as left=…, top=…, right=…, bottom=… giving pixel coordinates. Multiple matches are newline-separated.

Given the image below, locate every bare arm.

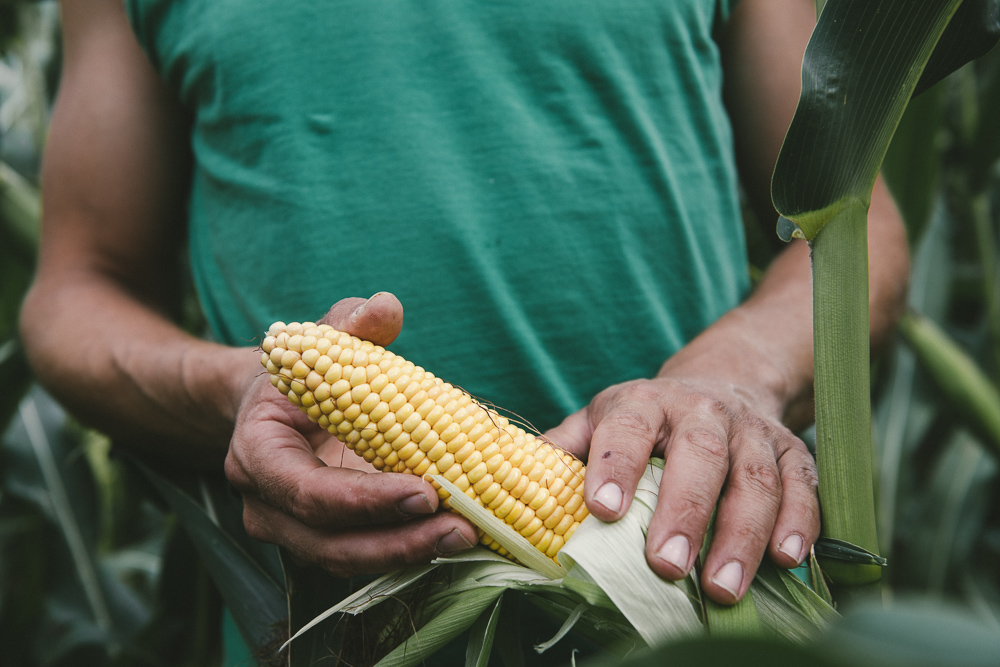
left=548, top=0, right=909, bottom=604
left=20, top=0, right=252, bottom=466
left=21, top=0, right=477, bottom=572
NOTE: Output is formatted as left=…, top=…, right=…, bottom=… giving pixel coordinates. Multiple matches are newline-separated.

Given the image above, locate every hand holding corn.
left=258, top=316, right=589, bottom=564
left=225, top=293, right=479, bottom=578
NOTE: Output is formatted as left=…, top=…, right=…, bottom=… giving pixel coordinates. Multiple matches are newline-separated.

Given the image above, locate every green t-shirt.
left=126, top=0, right=747, bottom=431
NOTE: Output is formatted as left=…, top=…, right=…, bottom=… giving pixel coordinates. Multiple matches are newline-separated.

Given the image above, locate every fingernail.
left=437, top=529, right=475, bottom=555
left=656, top=535, right=691, bottom=573
left=398, top=493, right=434, bottom=516
left=593, top=482, right=623, bottom=514
left=712, top=561, right=744, bottom=598
left=779, top=533, right=805, bottom=564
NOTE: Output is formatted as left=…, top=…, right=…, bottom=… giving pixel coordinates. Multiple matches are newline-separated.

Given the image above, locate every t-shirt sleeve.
left=121, top=0, right=163, bottom=73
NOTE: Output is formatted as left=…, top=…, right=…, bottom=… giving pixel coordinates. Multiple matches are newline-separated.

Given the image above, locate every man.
left=21, top=0, right=908, bottom=619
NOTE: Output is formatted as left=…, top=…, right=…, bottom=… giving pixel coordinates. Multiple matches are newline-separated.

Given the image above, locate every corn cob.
left=259, top=321, right=588, bottom=562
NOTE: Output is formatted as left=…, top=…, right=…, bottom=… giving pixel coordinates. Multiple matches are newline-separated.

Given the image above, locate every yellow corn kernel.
left=262, top=321, right=588, bottom=563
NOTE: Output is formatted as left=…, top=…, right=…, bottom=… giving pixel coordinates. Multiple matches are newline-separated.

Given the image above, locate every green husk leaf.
left=561, top=564, right=618, bottom=610
left=280, top=564, right=440, bottom=651
left=533, top=603, right=587, bottom=653
left=750, top=561, right=837, bottom=644
left=374, top=587, right=504, bottom=667
left=465, top=595, right=503, bottom=667
left=558, top=463, right=701, bottom=645
left=697, top=508, right=763, bottom=638
left=704, top=589, right=762, bottom=638
left=431, top=475, right=565, bottom=580
left=808, top=550, right=835, bottom=606
left=776, top=568, right=840, bottom=628
left=525, top=593, right=642, bottom=657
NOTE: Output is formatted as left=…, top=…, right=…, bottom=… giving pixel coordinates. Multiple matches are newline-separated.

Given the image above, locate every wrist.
left=657, top=306, right=814, bottom=427
left=191, top=342, right=264, bottom=430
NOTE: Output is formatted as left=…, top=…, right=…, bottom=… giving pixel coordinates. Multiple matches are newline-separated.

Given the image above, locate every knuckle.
left=223, top=451, right=250, bottom=489
left=734, top=460, right=782, bottom=498
left=613, top=409, right=656, bottom=437
left=778, top=447, right=820, bottom=490
left=685, top=428, right=729, bottom=462
left=316, top=551, right=358, bottom=579
left=289, top=488, right=326, bottom=526
left=739, top=413, right=775, bottom=439
left=616, top=380, right=663, bottom=405
left=242, top=506, right=273, bottom=544
left=686, top=392, right=731, bottom=420
left=788, top=461, right=819, bottom=490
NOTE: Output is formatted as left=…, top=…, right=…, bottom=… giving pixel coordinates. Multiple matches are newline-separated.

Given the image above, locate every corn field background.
left=1, top=3, right=999, bottom=666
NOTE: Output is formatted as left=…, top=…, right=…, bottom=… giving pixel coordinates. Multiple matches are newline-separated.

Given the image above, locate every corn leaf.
left=16, top=395, right=114, bottom=635
left=914, top=431, right=996, bottom=593
left=873, top=200, right=954, bottom=552
left=912, top=0, right=1000, bottom=96
left=881, top=82, right=947, bottom=242
left=135, top=461, right=287, bottom=653
left=816, top=601, right=1000, bottom=667
left=0, top=338, right=31, bottom=435
left=898, top=310, right=1000, bottom=456
left=0, top=160, right=40, bottom=254
left=773, top=0, right=967, bottom=241
left=770, top=0, right=981, bottom=592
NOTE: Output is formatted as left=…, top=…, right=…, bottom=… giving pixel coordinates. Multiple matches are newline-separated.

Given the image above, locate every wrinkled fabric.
left=126, top=0, right=748, bottom=431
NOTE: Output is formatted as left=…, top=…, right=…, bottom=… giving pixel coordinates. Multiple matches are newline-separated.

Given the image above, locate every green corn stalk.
left=771, top=0, right=998, bottom=602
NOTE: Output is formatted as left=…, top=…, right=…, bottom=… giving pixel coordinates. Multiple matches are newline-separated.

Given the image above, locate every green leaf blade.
left=773, top=0, right=963, bottom=239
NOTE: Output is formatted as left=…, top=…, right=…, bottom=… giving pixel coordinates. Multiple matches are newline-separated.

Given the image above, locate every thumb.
left=320, top=292, right=404, bottom=347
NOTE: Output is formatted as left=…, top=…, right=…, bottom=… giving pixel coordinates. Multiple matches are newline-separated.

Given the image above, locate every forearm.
left=20, top=270, right=258, bottom=467
left=660, top=180, right=908, bottom=431
left=658, top=238, right=813, bottom=428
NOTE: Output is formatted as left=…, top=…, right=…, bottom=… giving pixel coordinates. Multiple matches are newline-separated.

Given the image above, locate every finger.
left=320, top=292, right=404, bottom=346
left=228, top=392, right=440, bottom=529
left=700, top=435, right=783, bottom=604
left=769, top=436, right=820, bottom=568
left=583, top=385, right=665, bottom=522
left=242, top=495, right=478, bottom=578
left=543, top=408, right=594, bottom=460
left=644, top=411, right=730, bottom=580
